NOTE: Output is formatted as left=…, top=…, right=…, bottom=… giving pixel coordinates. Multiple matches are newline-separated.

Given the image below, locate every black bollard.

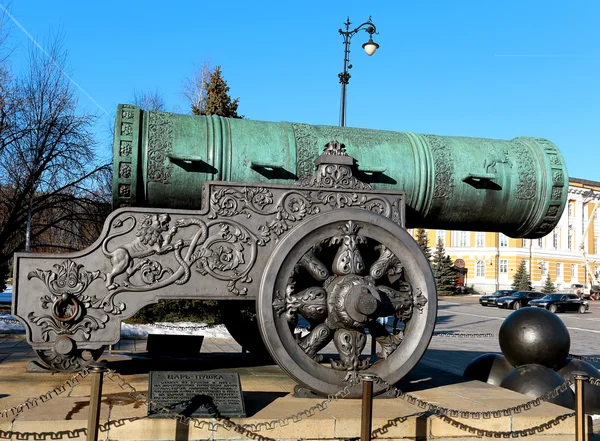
left=573, top=371, right=589, bottom=441
left=87, top=364, right=108, bottom=441
left=360, top=374, right=376, bottom=441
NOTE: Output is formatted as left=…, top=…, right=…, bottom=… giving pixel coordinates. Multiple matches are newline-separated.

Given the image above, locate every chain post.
left=360, top=373, right=376, bottom=441
left=87, top=364, right=107, bottom=441
left=573, top=371, right=589, bottom=441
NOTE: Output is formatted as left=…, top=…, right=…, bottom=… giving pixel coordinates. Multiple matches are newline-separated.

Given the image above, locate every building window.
left=568, top=229, right=574, bottom=251
left=540, top=261, right=547, bottom=277
left=499, top=259, right=508, bottom=274
left=556, top=263, right=562, bottom=279
left=459, top=231, right=468, bottom=247
left=499, top=233, right=508, bottom=247
left=553, top=230, right=559, bottom=249
left=522, top=238, right=527, bottom=248
left=537, top=238, right=543, bottom=248
left=568, top=201, right=574, bottom=217
left=436, top=230, right=445, bottom=246
left=476, top=232, right=485, bottom=247
left=594, top=238, right=598, bottom=255
left=476, top=260, right=485, bottom=277
left=571, top=264, right=577, bottom=279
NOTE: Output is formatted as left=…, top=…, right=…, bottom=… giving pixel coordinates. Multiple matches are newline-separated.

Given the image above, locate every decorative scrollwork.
left=35, top=347, right=104, bottom=372
left=147, top=111, right=173, bottom=184
left=27, top=261, right=111, bottom=341
left=28, top=309, right=109, bottom=342
left=27, top=260, right=104, bottom=298
left=370, top=245, right=403, bottom=280
left=100, top=215, right=259, bottom=300
left=331, top=221, right=366, bottom=276
left=298, top=250, right=329, bottom=281
left=297, top=142, right=373, bottom=191
left=207, top=142, right=401, bottom=246
left=208, top=187, right=274, bottom=219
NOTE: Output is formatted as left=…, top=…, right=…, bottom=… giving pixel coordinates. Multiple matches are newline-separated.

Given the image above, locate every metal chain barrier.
left=569, top=353, right=600, bottom=363
left=433, top=332, right=496, bottom=338
left=435, top=412, right=574, bottom=438
left=372, top=375, right=575, bottom=420
left=104, top=368, right=357, bottom=438
left=0, top=367, right=596, bottom=440
left=0, top=368, right=89, bottom=418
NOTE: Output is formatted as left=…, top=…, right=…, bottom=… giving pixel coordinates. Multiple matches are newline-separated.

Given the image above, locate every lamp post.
left=338, top=16, right=379, bottom=127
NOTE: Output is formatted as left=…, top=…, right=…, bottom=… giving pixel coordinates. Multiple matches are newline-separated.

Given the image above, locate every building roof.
left=570, top=177, right=600, bottom=189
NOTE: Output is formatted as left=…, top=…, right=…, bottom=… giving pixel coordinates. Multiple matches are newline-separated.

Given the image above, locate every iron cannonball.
left=499, top=308, right=570, bottom=369
left=463, top=353, right=514, bottom=386
left=500, top=364, right=575, bottom=409
left=557, top=358, right=600, bottom=414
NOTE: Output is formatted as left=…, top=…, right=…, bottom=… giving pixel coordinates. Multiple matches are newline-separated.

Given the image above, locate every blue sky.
left=4, top=1, right=599, bottom=180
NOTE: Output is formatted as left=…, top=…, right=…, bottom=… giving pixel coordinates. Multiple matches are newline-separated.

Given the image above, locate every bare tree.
left=132, top=87, right=165, bottom=111
left=0, top=36, right=110, bottom=283
left=182, top=61, right=211, bottom=115
left=0, top=6, right=23, bottom=158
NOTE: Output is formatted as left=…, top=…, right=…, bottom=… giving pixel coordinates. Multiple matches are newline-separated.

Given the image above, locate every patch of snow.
left=0, top=313, right=24, bottom=334
left=120, top=322, right=232, bottom=339
left=0, top=314, right=236, bottom=339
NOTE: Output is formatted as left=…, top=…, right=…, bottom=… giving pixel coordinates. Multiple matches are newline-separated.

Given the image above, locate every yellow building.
left=415, top=178, right=600, bottom=294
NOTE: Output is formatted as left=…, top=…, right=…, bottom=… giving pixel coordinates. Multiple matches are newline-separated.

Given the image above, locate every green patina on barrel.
left=113, top=104, right=568, bottom=239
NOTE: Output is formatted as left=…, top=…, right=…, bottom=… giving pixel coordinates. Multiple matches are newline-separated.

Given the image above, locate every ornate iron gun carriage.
left=12, top=105, right=568, bottom=397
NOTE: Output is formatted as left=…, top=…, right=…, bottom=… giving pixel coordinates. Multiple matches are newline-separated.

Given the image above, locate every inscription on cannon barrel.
left=148, top=371, right=245, bottom=418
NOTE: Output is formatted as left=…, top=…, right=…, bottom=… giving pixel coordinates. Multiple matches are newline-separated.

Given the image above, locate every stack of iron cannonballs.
left=463, top=307, right=600, bottom=412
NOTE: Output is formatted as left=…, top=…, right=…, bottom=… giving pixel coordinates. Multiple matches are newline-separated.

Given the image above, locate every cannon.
left=12, top=105, right=568, bottom=397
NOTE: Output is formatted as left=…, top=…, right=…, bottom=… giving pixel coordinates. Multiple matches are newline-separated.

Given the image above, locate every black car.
left=530, top=293, right=589, bottom=314
left=479, top=290, right=516, bottom=307
left=495, top=291, right=545, bottom=310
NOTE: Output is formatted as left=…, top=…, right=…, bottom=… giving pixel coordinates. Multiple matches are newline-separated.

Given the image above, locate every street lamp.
left=338, top=16, right=379, bottom=127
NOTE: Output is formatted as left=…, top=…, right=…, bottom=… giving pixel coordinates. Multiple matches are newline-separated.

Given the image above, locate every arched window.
left=476, top=260, right=485, bottom=277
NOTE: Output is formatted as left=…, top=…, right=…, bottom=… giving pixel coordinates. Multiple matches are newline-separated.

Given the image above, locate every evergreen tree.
left=199, top=66, right=243, bottom=118
left=512, top=260, right=532, bottom=291
left=541, top=275, right=556, bottom=294
left=415, top=228, right=432, bottom=260
left=432, top=238, right=457, bottom=296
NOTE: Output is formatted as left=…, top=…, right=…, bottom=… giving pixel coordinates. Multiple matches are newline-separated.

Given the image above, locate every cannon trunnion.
left=12, top=106, right=568, bottom=397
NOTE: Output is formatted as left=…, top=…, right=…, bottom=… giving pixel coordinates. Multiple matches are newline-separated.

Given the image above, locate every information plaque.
left=148, top=371, right=246, bottom=418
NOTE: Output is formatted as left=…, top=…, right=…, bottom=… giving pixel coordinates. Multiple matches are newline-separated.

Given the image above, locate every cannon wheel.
left=219, top=300, right=272, bottom=358
left=257, top=209, right=437, bottom=398
left=35, top=345, right=106, bottom=372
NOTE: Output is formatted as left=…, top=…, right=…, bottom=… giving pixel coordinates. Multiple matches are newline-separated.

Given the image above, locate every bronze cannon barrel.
left=113, top=104, right=567, bottom=238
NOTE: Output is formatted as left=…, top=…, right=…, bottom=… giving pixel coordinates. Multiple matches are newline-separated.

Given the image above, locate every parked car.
left=479, top=290, right=516, bottom=307
left=495, top=291, right=545, bottom=310
left=530, top=293, right=589, bottom=314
